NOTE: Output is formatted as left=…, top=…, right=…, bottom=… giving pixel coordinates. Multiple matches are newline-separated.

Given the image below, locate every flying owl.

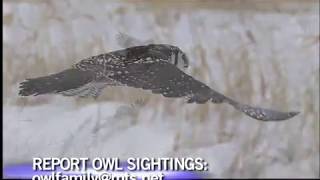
left=18, top=35, right=299, bottom=121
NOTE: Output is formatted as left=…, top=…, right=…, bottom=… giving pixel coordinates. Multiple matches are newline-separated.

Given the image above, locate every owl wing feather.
left=109, top=60, right=224, bottom=102
left=109, top=60, right=299, bottom=121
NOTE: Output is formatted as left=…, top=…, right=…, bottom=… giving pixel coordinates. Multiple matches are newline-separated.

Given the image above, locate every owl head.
left=169, top=45, right=189, bottom=70
left=148, top=44, right=189, bottom=70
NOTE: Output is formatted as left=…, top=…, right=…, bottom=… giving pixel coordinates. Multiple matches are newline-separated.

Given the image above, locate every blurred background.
left=3, top=0, right=319, bottom=178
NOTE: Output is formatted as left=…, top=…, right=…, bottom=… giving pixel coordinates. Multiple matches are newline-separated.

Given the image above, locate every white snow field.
left=3, top=0, right=319, bottom=178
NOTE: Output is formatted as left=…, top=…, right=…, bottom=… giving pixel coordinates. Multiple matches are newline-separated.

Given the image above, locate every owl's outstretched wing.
left=109, top=61, right=299, bottom=121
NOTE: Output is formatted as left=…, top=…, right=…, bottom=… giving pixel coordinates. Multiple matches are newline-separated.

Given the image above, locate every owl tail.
left=222, top=97, right=300, bottom=121
left=19, top=69, right=94, bottom=96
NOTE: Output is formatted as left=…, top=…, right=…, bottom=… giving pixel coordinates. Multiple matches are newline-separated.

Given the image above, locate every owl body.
left=74, top=44, right=188, bottom=71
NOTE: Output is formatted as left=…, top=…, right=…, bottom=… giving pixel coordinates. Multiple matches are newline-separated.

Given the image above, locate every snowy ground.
left=3, top=0, right=319, bottom=178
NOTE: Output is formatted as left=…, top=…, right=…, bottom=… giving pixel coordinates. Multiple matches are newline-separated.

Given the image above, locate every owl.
left=19, top=34, right=299, bottom=121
